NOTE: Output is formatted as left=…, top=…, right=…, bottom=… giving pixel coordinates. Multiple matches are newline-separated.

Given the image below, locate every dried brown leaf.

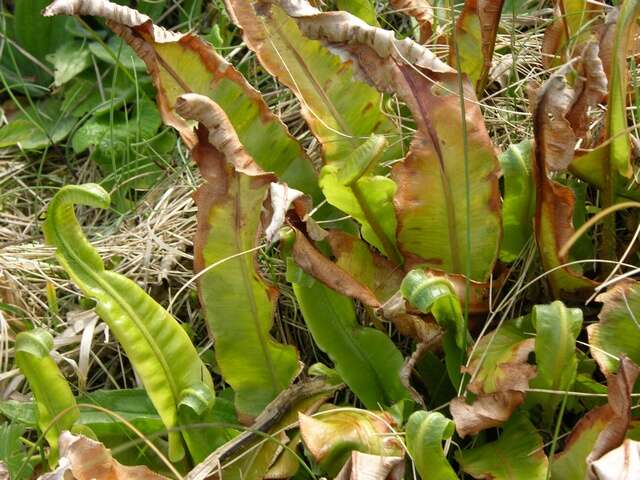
left=533, top=61, right=598, bottom=299
left=299, top=411, right=402, bottom=466
left=291, top=229, right=381, bottom=308
left=388, top=0, right=434, bottom=43
left=566, top=42, right=608, bottom=141
left=591, top=439, right=640, bottom=480
left=587, top=357, right=640, bottom=476
left=175, top=93, right=261, bottom=174
left=38, top=432, right=169, bottom=480
left=463, top=338, right=537, bottom=395
left=450, top=391, right=524, bottom=438
left=335, top=451, right=405, bottom=480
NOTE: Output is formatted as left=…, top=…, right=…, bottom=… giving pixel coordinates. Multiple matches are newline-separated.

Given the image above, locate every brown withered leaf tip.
left=450, top=391, right=525, bottom=438
left=586, top=356, right=640, bottom=477
left=336, top=451, right=405, bottom=480
left=38, top=432, right=169, bottom=480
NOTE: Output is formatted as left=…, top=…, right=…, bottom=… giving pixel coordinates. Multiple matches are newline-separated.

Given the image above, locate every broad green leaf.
left=499, top=140, right=535, bottom=262
left=15, top=329, right=81, bottom=465
left=463, top=317, right=535, bottom=395
left=529, top=301, right=582, bottom=421
left=299, top=410, right=402, bottom=476
left=44, top=0, right=319, bottom=199
left=320, top=135, right=401, bottom=262
left=272, top=3, right=501, bottom=281
left=0, top=390, right=162, bottom=435
left=14, top=0, right=68, bottom=82
left=606, top=3, right=640, bottom=178
left=452, top=0, right=504, bottom=94
left=71, top=96, right=167, bottom=196
left=46, top=41, right=91, bottom=87
left=175, top=95, right=299, bottom=418
left=405, top=411, right=457, bottom=480
left=224, top=0, right=402, bottom=165
left=588, top=280, right=640, bottom=374
left=286, top=249, right=411, bottom=409
left=336, top=0, right=379, bottom=25
left=0, top=422, right=32, bottom=480
left=0, top=100, right=75, bottom=150
left=456, top=412, right=548, bottom=479
left=43, top=184, right=214, bottom=462
left=401, top=270, right=467, bottom=386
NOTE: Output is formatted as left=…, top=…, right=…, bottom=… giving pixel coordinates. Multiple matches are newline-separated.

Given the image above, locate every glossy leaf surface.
left=401, top=269, right=467, bottom=386
left=176, top=95, right=299, bottom=419
left=456, top=412, right=548, bottom=479
left=286, top=250, right=411, bottom=409
left=405, top=410, right=457, bottom=480
left=15, top=329, right=80, bottom=465
left=43, top=183, right=214, bottom=462
left=499, top=140, right=535, bottom=262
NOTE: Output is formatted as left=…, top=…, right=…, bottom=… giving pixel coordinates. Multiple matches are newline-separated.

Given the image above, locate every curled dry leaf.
left=450, top=391, right=525, bottom=438
left=591, top=439, right=640, bottom=480
left=299, top=410, right=402, bottom=475
left=335, top=451, right=404, bottom=480
left=265, top=183, right=305, bottom=242
left=463, top=337, right=536, bottom=395
left=388, top=0, right=434, bottom=43
left=291, top=229, right=381, bottom=308
left=532, top=59, right=598, bottom=299
left=452, top=0, right=505, bottom=94
left=38, top=431, right=169, bottom=480
left=551, top=357, right=640, bottom=479
left=175, top=93, right=260, bottom=174
left=565, top=42, right=607, bottom=141
left=277, top=0, right=452, bottom=72
left=587, top=357, right=640, bottom=475
left=588, top=280, right=640, bottom=374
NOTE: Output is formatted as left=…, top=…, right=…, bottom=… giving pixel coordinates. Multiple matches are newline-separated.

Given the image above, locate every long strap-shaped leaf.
left=43, top=184, right=214, bottom=462
left=15, top=329, right=83, bottom=466
left=224, top=0, right=402, bottom=165
left=176, top=94, right=299, bottom=420
left=43, top=0, right=319, bottom=200
left=275, top=0, right=502, bottom=282
left=283, top=232, right=411, bottom=409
